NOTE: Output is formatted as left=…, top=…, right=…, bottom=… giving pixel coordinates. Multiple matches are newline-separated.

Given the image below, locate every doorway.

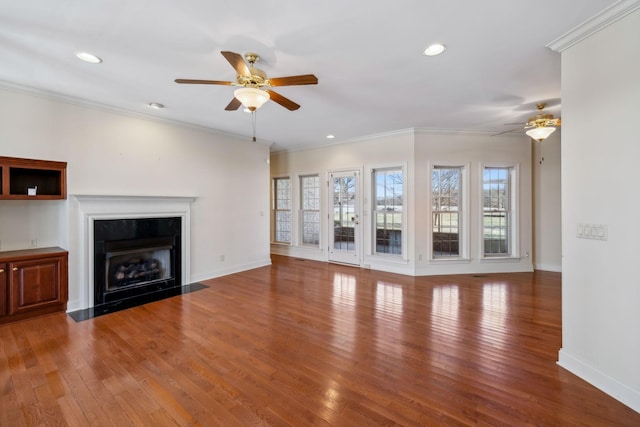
left=328, top=170, right=361, bottom=265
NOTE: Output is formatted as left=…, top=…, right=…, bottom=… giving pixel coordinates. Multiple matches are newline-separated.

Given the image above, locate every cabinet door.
left=9, top=257, right=64, bottom=315
left=0, top=263, right=6, bottom=316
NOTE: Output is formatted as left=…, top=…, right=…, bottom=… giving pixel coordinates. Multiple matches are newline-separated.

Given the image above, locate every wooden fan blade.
left=175, top=79, right=234, bottom=85
left=266, top=90, right=300, bottom=111
left=268, top=74, right=318, bottom=86
left=225, top=97, right=242, bottom=111
left=221, top=51, right=250, bottom=77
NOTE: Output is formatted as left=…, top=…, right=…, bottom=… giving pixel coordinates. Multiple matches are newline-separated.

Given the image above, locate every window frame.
left=272, top=176, right=292, bottom=244
left=299, top=174, right=321, bottom=248
left=371, top=165, right=406, bottom=258
left=430, top=163, right=469, bottom=261
left=480, top=164, right=519, bottom=259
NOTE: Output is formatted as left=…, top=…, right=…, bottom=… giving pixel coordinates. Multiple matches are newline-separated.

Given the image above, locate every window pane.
left=302, top=211, right=320, bottom=245
left=374, top=168, right=403, bottom=255
left=275, top=211, right=291, bottom=242
left=432, top=167, right=461, bottom=257
left=275, top=178, right=291, bottom=210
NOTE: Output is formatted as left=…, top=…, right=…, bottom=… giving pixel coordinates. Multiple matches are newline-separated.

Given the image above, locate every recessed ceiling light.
left=326, top=134, right=335, bottom=139
left=148, top=102, right=164, bottom=109
left=424, top=43, right=446, bottom=56
left=75, top=51, right=103, bottom=64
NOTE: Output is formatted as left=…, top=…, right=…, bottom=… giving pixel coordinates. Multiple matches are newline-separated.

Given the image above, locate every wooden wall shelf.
left=0, top=156, right=67, bottom=200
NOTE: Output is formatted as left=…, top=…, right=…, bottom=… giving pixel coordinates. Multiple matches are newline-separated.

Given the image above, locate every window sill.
left=366, top=254, right=409, bottom=265
left=294, top=245, right=322, bottom=251
left=270, top=242, right=291, bottom=247
left=480, top=256, right=522, bottom=262
left=428, top=257, right=471, bottom=265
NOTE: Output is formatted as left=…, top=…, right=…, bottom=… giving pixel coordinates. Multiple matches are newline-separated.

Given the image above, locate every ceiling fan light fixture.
left=234, top=87, right=270, bottom=111
left=526, top=126, right=556, bottom=142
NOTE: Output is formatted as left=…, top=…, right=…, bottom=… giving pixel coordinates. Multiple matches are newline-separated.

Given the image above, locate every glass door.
left=328, top=170, right=360, bottom=265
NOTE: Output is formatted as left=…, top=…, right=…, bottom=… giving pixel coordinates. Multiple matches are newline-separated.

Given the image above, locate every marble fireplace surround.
left=71, top=195, right=195, bottom=311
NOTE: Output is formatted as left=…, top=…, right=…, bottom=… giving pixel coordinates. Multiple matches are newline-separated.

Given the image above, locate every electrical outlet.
left=30, top=239, right=37, bottom=248
left=219, top=254, right=225, bottom=262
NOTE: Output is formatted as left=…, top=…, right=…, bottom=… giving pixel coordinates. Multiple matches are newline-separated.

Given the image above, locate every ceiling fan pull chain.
left=252, top=110, right=257, bottom=142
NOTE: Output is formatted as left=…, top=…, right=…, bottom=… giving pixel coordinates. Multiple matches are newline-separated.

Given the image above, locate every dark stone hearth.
left=68, top=282, right=208, bottom=322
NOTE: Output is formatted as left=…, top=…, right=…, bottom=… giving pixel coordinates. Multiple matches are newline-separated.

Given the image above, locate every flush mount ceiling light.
left=75, top=51, right=102, bottom=64
left=326, top=134, right=335, bottom=139
left=148, top=102, right=164, bottom=109
left=233, top=87, right=270, bottom=112
left=424, top=43, right=446, bottom=56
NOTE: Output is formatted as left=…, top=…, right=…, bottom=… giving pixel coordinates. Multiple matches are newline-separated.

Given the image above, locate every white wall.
left=533, top=131, right=562, bottom=272
left=271, top=129, right=534, bottom=276
left=557, top=8, right=640, bottom=412
left=0, top=87, right=271, bottom=310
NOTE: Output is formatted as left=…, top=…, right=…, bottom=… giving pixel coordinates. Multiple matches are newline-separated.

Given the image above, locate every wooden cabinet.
left=0, top=247, right=68, bottom=325
left=0, top=156, right=67, bottom=200
left=0, top=263, right=6, bottom=316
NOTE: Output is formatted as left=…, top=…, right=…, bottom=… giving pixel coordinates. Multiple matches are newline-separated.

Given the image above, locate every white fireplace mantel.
left=69, top=194, right=196, bottom=311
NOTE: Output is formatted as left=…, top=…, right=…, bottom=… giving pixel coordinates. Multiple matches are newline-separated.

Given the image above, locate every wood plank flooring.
left=1, top=255, right=639, bottom=426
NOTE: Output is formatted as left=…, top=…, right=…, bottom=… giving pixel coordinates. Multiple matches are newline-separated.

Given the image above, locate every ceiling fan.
left=175, top=51, right=318, bottom=112
left=496, top=103, right=562, bottom=142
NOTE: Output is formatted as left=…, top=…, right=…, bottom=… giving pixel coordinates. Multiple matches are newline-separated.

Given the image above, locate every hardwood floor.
left=1, top=255, right=638, bottom=426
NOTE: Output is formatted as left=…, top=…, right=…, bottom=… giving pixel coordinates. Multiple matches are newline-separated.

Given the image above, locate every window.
left=273, top=177, right=291, bottom=243
left=300, top=174, right=320, bottom=246
left=482, top=167, right=515, bottom=257
left=432, top=166, right=461, bottom=258
left=373, top=167, right=403, bottom=255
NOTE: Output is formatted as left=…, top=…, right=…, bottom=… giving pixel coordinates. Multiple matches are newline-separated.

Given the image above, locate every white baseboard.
left=558, top=349, right=640, bottom=413
left=66, top=299, right=83, bottom=313
left=534, top=263, right=562, bottom=272
left=190, top=257, right=272, bottom=284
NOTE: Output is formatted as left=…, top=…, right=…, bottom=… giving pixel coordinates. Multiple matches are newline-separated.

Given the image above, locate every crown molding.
left=547, top=0, right=640, bottom=52
left=0, top=80, right=273, bottom=147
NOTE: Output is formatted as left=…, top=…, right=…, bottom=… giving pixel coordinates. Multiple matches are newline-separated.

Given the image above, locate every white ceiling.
left=0, top=0, right=617, bottom=151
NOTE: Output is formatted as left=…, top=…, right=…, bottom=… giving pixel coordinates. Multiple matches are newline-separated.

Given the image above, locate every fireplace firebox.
left=94, top=217, right=181, bottom=307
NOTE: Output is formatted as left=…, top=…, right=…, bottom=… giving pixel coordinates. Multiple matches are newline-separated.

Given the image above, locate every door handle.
left=12, top=267, right=18, bottom=271
left=0, top=268, right=4, bottom=273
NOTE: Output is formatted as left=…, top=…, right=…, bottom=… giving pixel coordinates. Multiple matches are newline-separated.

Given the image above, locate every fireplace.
left=69, top=194, right=194, bottom=313
left=94, top=217, right=181, bottom=307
